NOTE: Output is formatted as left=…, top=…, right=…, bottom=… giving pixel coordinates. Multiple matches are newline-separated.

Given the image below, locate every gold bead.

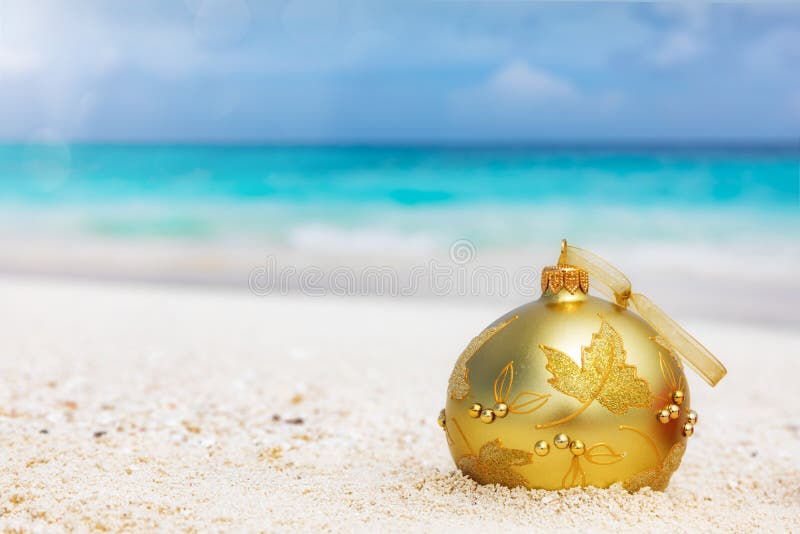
left=682, top=422, right=694, bottom=437
left=657, top=409, right=671, bottom=424
left=668, top=404, right=680, bottom=420
left=480, top=409, right=495, bottom=424
left=493, top=402, right=508, bottom=418
left=672, top=390, right=684, bottom=405
left=468, top=403, right=482, bottom=418
left=534, top=440, right=550, bottom=456
left=554, top=433, right=570, bottom=449
left=569, top=440, right=586, bottom=456
left=687, top=410, right=698, bottom=425
left=437, top=409, right=446, bottom=429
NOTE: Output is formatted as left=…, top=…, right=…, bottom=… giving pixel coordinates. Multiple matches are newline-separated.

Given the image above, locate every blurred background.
left=0, top=1, right=797, bottom=323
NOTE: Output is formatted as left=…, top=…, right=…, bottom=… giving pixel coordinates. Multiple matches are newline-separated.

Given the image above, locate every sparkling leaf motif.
left=622, top=442, right=685, bottom=492
left=457, top=438, right=533, bottom=488
left=448, top=316, right=517, bottom=400
left=540, top=318, right=652, bottom=416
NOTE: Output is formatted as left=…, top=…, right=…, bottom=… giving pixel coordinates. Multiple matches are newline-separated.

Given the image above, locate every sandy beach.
left=1, top=275, right=798, bottom=532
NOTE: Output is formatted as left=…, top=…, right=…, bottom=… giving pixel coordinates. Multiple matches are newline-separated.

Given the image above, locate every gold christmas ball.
left=569, top=440, right=586, bottom=456
left=534, top=440, right=550, bottom=456
left=668, top=404, right=681, bottom=420
left=441, top=264, right=692, bottom=492
left=468, top=403, right=482, bottom=418
left=479, top=408, right=495, bottom=424
left=493, top=402, right=509, bottom=418
left=687, top=410, right=698, bottom=425
left=554, top=433, right=570, bottom=449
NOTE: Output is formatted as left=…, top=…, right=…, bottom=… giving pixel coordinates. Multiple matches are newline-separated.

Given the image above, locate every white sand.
left=0, top=276, right=798, bottom=532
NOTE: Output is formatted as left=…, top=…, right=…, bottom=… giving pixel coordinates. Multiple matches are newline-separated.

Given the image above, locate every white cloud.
left=0, top=48, right=41, bottom=78
left=647, top=3, right=708, bottom=68
left=488, top=60, right=576, bottom=102
left=745, top=28, right=800, bottom=76
left=448, top=60, right=586, bottom=133
left=649, top=32, right=704, bottom=67
left=448, top=60, right=622, bottom=138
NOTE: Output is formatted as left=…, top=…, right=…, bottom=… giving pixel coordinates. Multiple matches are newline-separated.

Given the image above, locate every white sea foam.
left=0, top=200, right=796, bottom=325
left=287, top=224, right=438, bottom=257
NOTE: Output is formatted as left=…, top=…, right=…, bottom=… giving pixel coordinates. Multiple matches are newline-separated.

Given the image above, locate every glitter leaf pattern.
left=622, top=442, right=685, bottom=492
left=537, top=318, right=652, bottom=428
left=448, top=316, right=518, bottom=400
left=457, top=438, right=533, bottom=488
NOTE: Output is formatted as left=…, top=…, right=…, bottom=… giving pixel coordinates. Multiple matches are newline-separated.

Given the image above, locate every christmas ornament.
left=438, top=240, right=726, bottom=491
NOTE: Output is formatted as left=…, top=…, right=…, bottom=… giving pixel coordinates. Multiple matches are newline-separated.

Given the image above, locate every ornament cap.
left=540, top=264, right=590, bottom=296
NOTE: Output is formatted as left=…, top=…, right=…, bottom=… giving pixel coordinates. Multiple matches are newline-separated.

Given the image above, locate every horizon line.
left=3, top=138, right=799, bottom=150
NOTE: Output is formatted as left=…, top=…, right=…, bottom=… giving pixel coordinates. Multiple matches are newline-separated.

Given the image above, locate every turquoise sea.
left=0, top=144, right=798, bottom=257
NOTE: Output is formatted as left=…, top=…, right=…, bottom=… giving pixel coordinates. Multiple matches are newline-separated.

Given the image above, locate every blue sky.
left=0, top=1, right=798, bottom=143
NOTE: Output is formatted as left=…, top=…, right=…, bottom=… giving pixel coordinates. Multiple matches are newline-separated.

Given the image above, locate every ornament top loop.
left=559, top=238, right=568, bottom=264
left=558, top=240, right=727, bottom=387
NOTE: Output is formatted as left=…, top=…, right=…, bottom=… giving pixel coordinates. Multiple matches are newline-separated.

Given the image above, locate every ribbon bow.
left=558, top=240, right=727, bottom=387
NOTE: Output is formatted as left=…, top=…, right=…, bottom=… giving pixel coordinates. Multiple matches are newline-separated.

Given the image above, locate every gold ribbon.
left=558, top=240, right=727, bottom=387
